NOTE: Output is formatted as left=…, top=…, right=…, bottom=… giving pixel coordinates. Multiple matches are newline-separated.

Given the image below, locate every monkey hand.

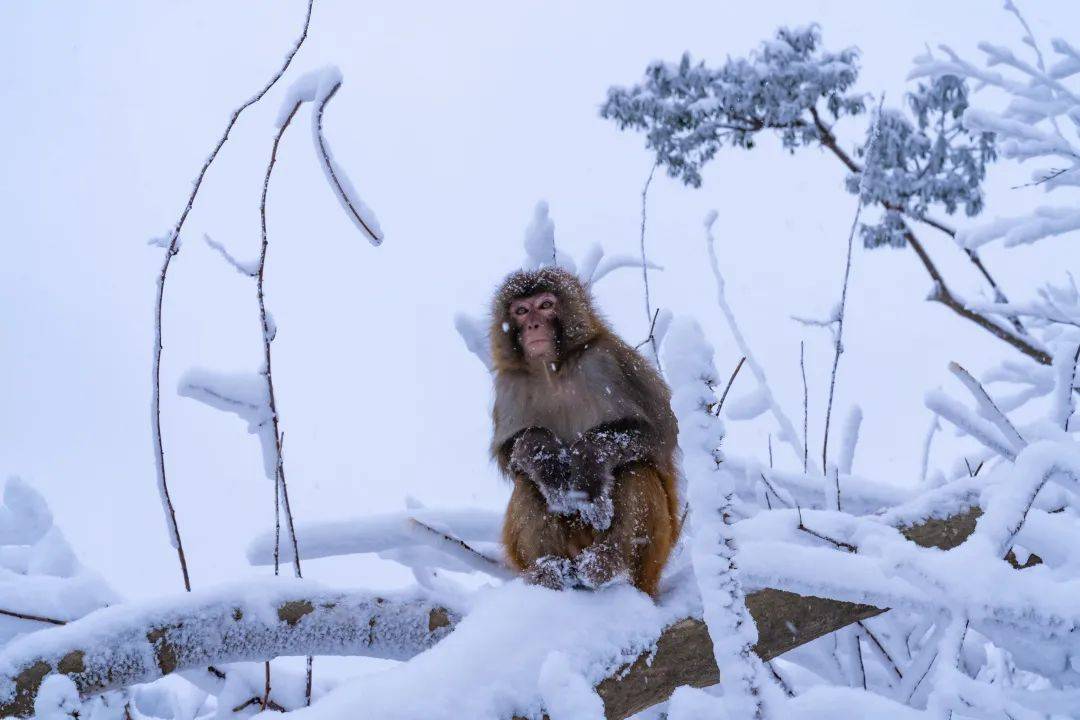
left=509, top=428, right=571, bottom=496
left=563, top=440, right=618, bottom=530
left=524, top=555, right=578, bottom=590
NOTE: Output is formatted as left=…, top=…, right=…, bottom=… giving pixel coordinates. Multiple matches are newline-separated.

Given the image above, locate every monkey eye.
left=513, top=305, right=529, bottom=316
left=539, top=300, right=554, bottom=310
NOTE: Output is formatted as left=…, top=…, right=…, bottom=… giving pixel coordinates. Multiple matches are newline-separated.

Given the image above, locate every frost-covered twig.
left=714, top=355, right=746, bottom=417
left=203, top=233, right=257, bottom=277
left=925, top=389, right=1017, bottom=460
left=407, top=519, right=514, bottom=579
left=704, top=212, right=812, bottom=471
left=312, top=81, right=383, bottom=244
left=149, top=0, right=314, bottom=593
left=259, top=100, right=305, bottom=580
left=948, top=362, right=1026, bottom=454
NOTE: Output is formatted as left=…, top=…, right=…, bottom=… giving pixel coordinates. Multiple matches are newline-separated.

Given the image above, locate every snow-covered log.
left=4, top=504, right=992, bottom=718
left=0, top=580, right=456, bottom=718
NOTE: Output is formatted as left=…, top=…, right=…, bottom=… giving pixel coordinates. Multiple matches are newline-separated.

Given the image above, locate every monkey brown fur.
left=490, top=267, right=680, bottom=597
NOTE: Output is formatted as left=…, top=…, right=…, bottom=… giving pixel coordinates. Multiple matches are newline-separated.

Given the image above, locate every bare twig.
left=256, top=100, right=310, bottom=698
left=713, top=356, right=746, bottom=416
left=0, top=609, right=66, bottom=626
left=638, top=163, right=661, bottom=368
left=634, top=308, right=661, bottom=350
left=795, top=504, right=857, bottom=552
left=800, top=341, right=809, bottom=473
left=234, top=695, right=285, bottom=714
left=822, top=98, right=883, bottom=474
left=856, top=620, right=903, bottom=682
left=1010, top=167, right=1070, bottom=189
left=305, top=656, right=314, bottom=706
left=149, top=0, right=314, bottom=593
left=758, top=473, right=792, bottom=508
left=259, top=101, right=305, bottom=580
left=261, top=660, right=272, bottom=710
left=313, top=82, right=383, bottom=244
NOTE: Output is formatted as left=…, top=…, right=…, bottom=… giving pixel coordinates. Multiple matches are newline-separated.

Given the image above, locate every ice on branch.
left=277, top=65, right=384, bottom=244
left=177, top=368, right=277, bottom=480
left=246, top=507, right=503, bottom=568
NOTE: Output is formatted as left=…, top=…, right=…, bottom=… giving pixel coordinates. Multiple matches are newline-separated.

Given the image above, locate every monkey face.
left=509, top=292, right=560, bottom=361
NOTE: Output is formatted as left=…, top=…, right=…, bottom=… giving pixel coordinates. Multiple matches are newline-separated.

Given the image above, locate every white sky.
left=1, top=1, right=1078, bottom=603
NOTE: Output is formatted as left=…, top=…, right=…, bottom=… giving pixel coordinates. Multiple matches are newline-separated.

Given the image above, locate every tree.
left=601, top=25, right=1051, bottom=365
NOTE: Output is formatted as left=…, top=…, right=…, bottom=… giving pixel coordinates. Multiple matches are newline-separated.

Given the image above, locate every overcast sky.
left=2, top=1, right=1078, bottom=603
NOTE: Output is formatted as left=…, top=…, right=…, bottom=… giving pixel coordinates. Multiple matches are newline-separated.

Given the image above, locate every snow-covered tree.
left=601, top=25, right=1056, bottom=368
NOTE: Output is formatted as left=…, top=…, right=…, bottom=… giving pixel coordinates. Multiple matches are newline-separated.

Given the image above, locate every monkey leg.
left=502, top=477, right=595, bottom=589
left=573, top=465, right=675, bottom=598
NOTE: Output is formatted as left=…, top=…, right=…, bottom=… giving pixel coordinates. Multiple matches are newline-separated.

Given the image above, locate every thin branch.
left=638, top=163, right=661, bottom=368
left=408, top=518, right=514, bottom=579
left=948, top=362, right=1026, bottom=452
left=634, top=308, right=661, bottom=350
left=796, top=504, right=857, bottom=552
left=759, top=473, right=793, bottom=508
left=713, top=356, right=746, bottom=416
left=149, top=0, right=314, bottom=593
left=1011, top=167, right=1071, bottom=189
left=856, top=620, right=903, bottom=682
left=0, top=609, right=66, bottom=626
left=800, top=341, right=809, bottom=473
left=259, top=101, right=305, bottom=580
left=203, top=233, right=257, bottom=277
left=261, top=660, right=272, bottom=710
left=907, top=227, right=1050, bottom=364
left=257, top=100, right=310, bottom=697
left=823, top=98, right=882, bottom=474
left=234, top=695, right=285, bottom=714
left=313, top=82, right=383, bottom=244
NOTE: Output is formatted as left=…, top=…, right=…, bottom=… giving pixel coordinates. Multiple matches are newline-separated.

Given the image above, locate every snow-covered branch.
left=0, top=580, right=456, bottom=718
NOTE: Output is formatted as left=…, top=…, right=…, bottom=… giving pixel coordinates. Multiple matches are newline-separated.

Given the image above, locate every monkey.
left=490, top=266, right=680, bottom=597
